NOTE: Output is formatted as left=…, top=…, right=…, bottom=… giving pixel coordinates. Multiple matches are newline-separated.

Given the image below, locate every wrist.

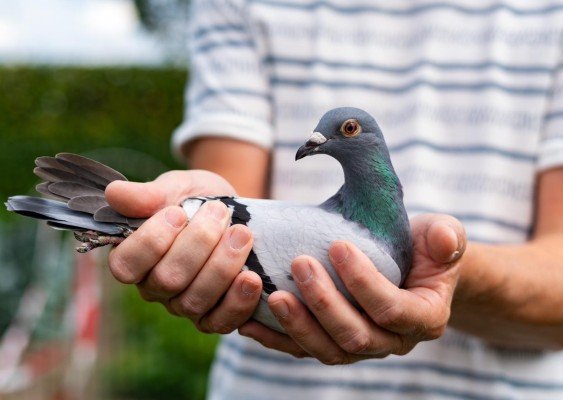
left=451, top=241, right=509, bottom=311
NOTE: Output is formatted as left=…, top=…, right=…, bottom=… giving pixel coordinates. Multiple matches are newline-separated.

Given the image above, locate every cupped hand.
left=238, top=214, right=466, bottom=364
left=105, top=170, right=263, bottom=334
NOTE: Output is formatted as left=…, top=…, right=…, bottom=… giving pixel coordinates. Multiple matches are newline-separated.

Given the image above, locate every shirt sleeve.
left=537, top=52, right=563, bottom=171
left=171, top=0, right=274, bottom=158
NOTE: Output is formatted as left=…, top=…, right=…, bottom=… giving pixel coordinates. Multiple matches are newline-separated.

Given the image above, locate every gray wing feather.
left=33, top=167, right=97, bottom=188
left=67, top=195, right=108, bottom=214
left=94, top=206, right=129, bottom=224
left=35, top=182, right=66, bottom=201
left=55, top=153, right=127, bottom=186
left=48, top=182, right=105, bottom=199
left=35, top=156, right=72, bottom=172
left=126, top=217, right=145, bottom=229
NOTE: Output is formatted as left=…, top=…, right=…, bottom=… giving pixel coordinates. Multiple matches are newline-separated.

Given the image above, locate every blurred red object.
left=0, top=242, right=101, bottom=400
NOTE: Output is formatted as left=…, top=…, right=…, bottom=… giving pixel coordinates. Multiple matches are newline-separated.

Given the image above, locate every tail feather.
left=6, top=196, right=123, bottom=235
left=5, top=153, right=146, bottom=239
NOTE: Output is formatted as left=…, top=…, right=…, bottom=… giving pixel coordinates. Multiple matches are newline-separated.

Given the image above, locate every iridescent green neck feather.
left=323, top=151, right=412, bottom=274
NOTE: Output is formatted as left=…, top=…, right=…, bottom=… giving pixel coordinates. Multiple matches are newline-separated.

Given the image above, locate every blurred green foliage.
left=0, top=66, right=218, bottom=399
left=104, top=286, right=219, bottom=399
left=0, top=66, right=186, bottom=209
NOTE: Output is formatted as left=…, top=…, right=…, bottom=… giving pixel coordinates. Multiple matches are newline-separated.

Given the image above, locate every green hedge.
left=0, top=66, right=218, bottom=399
left=0, top=66, right=187, bottom=206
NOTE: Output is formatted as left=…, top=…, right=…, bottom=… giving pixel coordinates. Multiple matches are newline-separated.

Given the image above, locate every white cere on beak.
left=309, top=131, right=327, bottom=145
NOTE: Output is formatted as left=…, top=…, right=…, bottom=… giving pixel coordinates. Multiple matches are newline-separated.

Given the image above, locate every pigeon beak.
left=295, top=132, right=328, bottom=160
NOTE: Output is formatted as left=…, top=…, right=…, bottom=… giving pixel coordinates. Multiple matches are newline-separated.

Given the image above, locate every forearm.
left=451, top=235, right=563, bottom=349
left=182, top=138, right=270, bottom=198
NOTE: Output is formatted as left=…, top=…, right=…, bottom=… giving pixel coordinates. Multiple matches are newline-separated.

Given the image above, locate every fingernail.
left=165, top=207, right=186, bottom=228
left=330, top=241, right=349, bottom=265
left=447, top=250, right=461, bottom=263
left=241, top=278, right=258, bottom=296
left=293, top=258, right=312, bottom=283
left=230, top=226, right=250, bottom=250
left=271, top=299, right=289, bottom=319
left=445, top=226, right=461, bottom=263
left=205, top=201, right=226, bottom=221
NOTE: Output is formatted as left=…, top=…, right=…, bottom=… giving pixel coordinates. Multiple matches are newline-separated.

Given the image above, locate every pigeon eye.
left=340, top=119, right=361, bottom=137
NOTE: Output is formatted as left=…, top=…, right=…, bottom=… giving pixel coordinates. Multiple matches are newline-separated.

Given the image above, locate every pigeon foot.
left=74, top=228, right=133, bottom=253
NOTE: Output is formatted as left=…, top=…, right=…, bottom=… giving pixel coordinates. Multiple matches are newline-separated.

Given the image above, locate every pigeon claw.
left=73, top=228, right=132, bottom=253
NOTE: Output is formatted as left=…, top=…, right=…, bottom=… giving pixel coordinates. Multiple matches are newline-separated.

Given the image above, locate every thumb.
left=105, top=180, right=166, bottom=218
left=411, top=214, right=467, bottom=265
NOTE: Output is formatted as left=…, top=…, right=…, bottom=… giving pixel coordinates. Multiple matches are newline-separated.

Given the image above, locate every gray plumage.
left=5, top=107, right=413, bottom=332
left=6, top=196, right=123, bottom=235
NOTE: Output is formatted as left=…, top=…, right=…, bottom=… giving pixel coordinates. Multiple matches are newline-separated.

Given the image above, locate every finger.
left=292, top=256, right=403, bottom=357
left=106, top=170, right=230, bottom=218
left=107, top=206, right=186, bottom=284
left=269, top=291, right=355, bottom=364
left=197, top=271, right=262, bottom=334
left=137, top=201, right=230, bottom=301
left=106, top=180, right=166, bottom=218
left=167, top=224, right=253, bottom=321
left=330, top=241, right=449, bottom=340
left=410, top=214, right=466, bottom=264
left=238, top=320, right=309, bottom=359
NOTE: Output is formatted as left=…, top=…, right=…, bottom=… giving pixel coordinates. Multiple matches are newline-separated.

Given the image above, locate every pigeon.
left=6, top=107, right=413, bottom=332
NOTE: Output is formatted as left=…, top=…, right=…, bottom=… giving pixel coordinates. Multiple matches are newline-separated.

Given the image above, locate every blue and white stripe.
left=173, top=1, right=563, bottom=399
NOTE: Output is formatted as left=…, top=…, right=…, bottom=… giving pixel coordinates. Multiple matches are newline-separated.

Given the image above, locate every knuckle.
left=290, top=325, right=314, bottom=344
left=346, top=272, right=371, bottom=292
left=376, top=302, right=407, bottom=329
left=137, top=288, right=160, bottom=303
left=150, top=267, right=185, bottom=295
left=394, top=337, right=415, bottom=356
left=425, top=325, right=447, bottom=341
left=135, top=229, right=162, bottom=255
left=206, top=319, right=235, bottom=335
left=163, top=302, right=181, bottom=317
left=196, top=224, right=221, bottom=248
left=108, top=252, right=138, bottom=284
left=373, top=350, right=392, bottom=359
left=195, top=320, right=213, bottom=334
left=150, top=233, right=173, bottom=257
left=320, top=352, right=348, bottom=366
left=173, top=294, right=208, bottom=318
left=290, top=350, right=308, bottom=359
left=212, top=262, right=237, bottom=283
left=339, top=330, right=372, bottom=354
left=309, top=293, right=332, bottom=314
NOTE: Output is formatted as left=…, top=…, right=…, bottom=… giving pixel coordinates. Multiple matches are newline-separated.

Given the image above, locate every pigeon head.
left=295, top=107, right=387, bottom=162
left=296, top=107, right=412, bottom=277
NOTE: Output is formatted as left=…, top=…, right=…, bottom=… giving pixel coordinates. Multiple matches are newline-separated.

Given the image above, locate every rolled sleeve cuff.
left=171, top=113, right=275, bottom=161
left=537, top=138, right=563, bottom=171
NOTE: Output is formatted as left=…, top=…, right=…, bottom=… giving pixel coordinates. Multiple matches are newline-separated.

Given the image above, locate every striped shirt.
left=172, top=1, right=563, bottom=399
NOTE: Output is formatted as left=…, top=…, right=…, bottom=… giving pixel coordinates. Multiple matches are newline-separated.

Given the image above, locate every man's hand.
left=238, top=214, right=466, bottom=364
left=105, top=169, right=263, bottom=334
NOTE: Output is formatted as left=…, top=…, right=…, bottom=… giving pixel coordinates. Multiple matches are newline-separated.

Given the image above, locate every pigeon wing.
left=6, top=153, right=144, bottom=236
